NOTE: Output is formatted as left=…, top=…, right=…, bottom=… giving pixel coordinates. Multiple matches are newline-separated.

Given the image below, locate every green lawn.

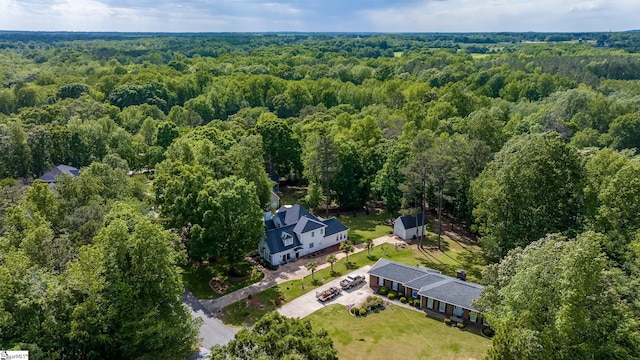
left=337, top=211, right=393, bottom=244
left=307, top=304, right=490, bottom=360
left=221, top=287, right=283, bottom=326
left=220, top=237, right=484, bottom=325
left=182, top=260, right=264, bottom=300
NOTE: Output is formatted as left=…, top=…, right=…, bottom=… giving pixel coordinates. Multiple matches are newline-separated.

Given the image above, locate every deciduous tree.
left=211, top=312, right=337, bottom=360
left=471, top=132, right=583, bottom=261
left=476, top=232, right=640, bottom=360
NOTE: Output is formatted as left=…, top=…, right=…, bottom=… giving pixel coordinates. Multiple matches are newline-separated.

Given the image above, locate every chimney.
left=456, top=270, right=467, bottom=281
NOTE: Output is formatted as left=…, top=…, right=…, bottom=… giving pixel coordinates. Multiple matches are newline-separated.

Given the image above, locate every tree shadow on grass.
left=221, top=286, right=283, bottom=327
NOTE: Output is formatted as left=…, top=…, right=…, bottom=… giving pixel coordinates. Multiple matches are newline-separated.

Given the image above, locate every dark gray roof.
left=264, top=204, right=348, bottom=254
left=396, top=213, right=425, bottom=230
left=368, top=258, right=484, bottom=311
left=265, top=219, right=276, bottom=231
left=264, top=224, right=302, bottom=254
left=368, top=258, right=438, bottom=284
left=277, top=204, right=315, bottom=226
left=39, top=164, right=79, bottom=183
left=418, top=280, right=484, bottom=312
left=323, top=218, right=348, bottom=236
left=293, top=216, right=326, bottom=234
left=404, top=273, right=448, bottom=290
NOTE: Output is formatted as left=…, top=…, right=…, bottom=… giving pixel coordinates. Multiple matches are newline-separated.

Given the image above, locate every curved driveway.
left=183, top=290, right=237, bottom=355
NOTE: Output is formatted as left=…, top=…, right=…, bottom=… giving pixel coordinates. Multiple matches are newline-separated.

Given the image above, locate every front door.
left=295, top=251, right=300, bottom=259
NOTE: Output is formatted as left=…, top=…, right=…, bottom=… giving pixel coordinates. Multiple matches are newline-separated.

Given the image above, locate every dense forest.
left=2, top=32, right=640, bottom=359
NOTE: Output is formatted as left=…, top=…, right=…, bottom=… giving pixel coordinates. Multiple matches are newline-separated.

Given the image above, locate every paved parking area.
left=277, top=265, right=373, bottom=318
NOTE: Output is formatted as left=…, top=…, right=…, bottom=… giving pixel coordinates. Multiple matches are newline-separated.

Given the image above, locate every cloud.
left=0, top=0, right=638, bottom=32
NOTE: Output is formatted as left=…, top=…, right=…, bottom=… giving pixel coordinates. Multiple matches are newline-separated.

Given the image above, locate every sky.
left=0, top=0, right=638, bottom=33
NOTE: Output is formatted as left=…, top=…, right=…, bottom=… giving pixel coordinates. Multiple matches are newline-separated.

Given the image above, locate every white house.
left=393, top=213, right=427, bottom=241
left=258, top=204, right=349, bottom=266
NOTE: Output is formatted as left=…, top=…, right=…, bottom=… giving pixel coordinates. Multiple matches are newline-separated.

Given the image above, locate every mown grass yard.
left=221, top=234, right=484, bottom=326
left=337, top=211, right=393, bottom=244
left=221, top=287, right=283, bottom=326
left=307, top=304, right=490, bottom=360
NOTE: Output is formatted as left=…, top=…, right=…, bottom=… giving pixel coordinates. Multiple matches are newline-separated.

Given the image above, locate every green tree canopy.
left=210, top=312, right=337, bottom=360
left=476, top=232, right=640, bottom=360
left=67, top=203, right=199, bottom=359
left=189, top=176, right=264, bottom=267
left=471, top=132, right=583, bottom=261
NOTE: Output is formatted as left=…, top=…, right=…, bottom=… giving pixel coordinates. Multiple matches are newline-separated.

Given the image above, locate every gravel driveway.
left=277, top=265, right=373, bottom=318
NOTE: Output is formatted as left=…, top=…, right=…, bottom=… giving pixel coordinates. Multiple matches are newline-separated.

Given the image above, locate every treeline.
left=1, top=33, right=640, bottom=358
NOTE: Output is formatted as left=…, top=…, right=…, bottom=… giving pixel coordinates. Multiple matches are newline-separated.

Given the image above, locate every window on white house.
left=470, top=312, right=478, bottom=323
left=378, top=276, right=384, bottom=286
left=438, top=301, right=446, bottom=313
left=320, top=228, right=323, bottom=235
left=453, top=306, right=463, bottom=317
left=309, top=242, right=314, bottom=248
left=427, top=298, right=434, bottom=309
left=412, top=290, right=418, bottom=298
left=391, top=282, right=398, bottom=291
left=311, top=231, right=314, bottom=237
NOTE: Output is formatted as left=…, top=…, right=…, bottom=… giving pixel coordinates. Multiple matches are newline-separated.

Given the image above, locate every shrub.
left=247, top=294, right=253, bottom=299
left=368, top=296, right=383, bottom=309
left=456, top=322, right=465, bottom=329
left=388, top=292, right=397, bottom=300
left=361, top=301, right=369, bottom=310
left=350, top=307, right=359, bottom=315
left=400, top=297, right=407, bottom=303
left=379, top=286, right=389, bottom=295
left=482, top=327, right=495, bottom=337
left=359, top=308, right=367, bottom=316
left=444, top=318, right=452, bottom=326
left=412, top=298, right=421, bottom=307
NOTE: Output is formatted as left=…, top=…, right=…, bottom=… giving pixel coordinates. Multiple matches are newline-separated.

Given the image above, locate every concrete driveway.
left=278, top=265, right=374, bottom=318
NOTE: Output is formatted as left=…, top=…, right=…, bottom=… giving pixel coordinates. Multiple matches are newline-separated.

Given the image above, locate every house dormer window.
left=281, top=232, right=293, bottom=246
left=311, top=231, right=314, bottom=237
